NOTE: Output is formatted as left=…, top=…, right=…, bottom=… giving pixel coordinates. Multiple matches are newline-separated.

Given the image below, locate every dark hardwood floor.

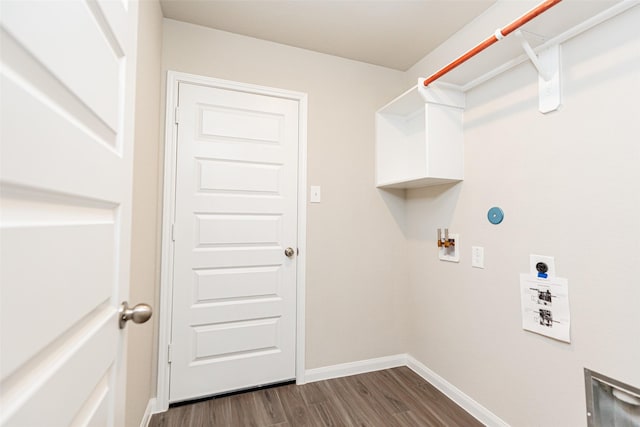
left=149, top=367, right=484, bottom=427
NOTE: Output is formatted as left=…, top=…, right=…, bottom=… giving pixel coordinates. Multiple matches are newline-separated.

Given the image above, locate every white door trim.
left=156, top=71, right=307, bottom=411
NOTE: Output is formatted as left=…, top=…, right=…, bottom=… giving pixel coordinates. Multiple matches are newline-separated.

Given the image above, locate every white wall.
left=161, top=19, right=410, bottom=369
left=404, top=3, right=640, bottom=426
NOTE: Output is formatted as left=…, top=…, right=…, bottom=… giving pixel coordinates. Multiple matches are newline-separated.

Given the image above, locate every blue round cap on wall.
left=487, top=207, right=504, bottom=224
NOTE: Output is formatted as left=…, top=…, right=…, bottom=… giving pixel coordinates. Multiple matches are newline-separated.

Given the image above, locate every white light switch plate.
left=310, top=186, right=321, bottom=203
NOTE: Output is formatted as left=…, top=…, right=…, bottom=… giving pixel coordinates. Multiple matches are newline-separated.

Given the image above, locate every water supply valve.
left=437, top=228, right=460, bottom=262
left=437, top=228, right=455, bottom=248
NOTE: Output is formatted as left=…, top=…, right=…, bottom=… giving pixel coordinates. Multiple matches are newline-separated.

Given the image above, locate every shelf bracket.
left=515, top=30, right=561, bottom=114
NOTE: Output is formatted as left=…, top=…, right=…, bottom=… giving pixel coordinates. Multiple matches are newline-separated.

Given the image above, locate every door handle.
left=119, top=301, right=152, bottom=329
left=284, top=247, right=295, bottom=258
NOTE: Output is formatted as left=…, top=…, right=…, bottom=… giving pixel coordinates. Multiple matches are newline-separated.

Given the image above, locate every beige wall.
left=161, top=19, right=410, bottom=369
left=126, top=1, right=163, bottom=426
left=128, top=4, right=638, bottom=426
left=404, top=3, right=640, bottom=426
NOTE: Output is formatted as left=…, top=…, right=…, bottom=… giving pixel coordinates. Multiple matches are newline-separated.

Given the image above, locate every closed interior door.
left=169, top=82, right=300, bottom=402
left=0, top=1, right=137, bottom=426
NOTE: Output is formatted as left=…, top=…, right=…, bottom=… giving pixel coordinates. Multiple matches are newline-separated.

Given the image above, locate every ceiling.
left=159, top=0, right=497, bottom=71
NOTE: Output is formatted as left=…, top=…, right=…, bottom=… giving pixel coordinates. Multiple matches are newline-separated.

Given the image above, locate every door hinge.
left=167, top=344, right=172, bottom=363
left=174, top=106, right=181, bottom=124
left=171, top=224, right=175, bottom=242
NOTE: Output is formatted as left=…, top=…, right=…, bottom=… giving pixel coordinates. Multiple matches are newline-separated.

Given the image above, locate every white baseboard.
left=304, top=354, right=408, bottom=383
left=405, top=355, right=509, bottom=427
left=139, top=398, right=157, bottom=427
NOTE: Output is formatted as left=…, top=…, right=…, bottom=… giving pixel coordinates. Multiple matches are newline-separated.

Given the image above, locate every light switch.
left=310, top=186, right=321, bottom=203
left=472, top=246, right=484, bottom=269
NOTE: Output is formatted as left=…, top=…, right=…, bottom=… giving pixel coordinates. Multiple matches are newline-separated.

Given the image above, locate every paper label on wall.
left=520, top=274, right=570, bottom=343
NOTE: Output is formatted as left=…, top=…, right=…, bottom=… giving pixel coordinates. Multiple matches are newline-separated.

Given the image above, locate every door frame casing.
left=156, top=71, right=308, bottom=411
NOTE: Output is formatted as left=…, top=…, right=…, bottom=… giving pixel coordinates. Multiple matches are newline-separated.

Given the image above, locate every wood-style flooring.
left=149, top=367, right=484, bottom=427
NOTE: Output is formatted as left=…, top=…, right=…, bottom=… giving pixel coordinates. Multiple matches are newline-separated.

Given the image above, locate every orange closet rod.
left=423, top=0, right=563, bottom=87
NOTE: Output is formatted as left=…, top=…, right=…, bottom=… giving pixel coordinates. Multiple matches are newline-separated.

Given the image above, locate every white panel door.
left=169, top=82, right=299, bottom=402
left=0, top=1, right=138, bottom=426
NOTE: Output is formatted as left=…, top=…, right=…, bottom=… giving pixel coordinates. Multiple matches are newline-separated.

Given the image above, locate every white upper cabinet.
left=375, top=82, right=465, bottom=189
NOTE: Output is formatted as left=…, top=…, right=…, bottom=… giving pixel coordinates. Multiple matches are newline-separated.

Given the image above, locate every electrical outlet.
left=472, top=246, right=484, bottom=268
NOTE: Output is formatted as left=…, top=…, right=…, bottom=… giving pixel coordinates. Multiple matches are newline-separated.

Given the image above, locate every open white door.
left=0, top=1, right=139, bottom=426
